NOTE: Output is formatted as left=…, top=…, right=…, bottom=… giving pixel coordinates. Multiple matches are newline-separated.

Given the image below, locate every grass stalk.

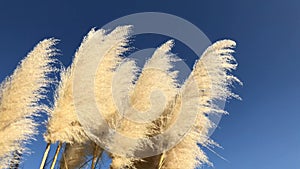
left=91, top=144, right=100, bottom=169
left=50, top=142, right=62, bottom=169
left=39, top=143, right=51, bottom=169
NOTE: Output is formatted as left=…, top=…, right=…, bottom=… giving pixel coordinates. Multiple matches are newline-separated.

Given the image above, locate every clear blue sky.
left=0, top=0, right=300, bottom=169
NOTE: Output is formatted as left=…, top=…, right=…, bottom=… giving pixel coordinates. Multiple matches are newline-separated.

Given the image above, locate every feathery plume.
left=161, top=39, right=240, bottom=169
left=44, top=28, right=105, bottom=144
left=110, top=40, right=180, bottom=169
left=93, top=25, right=133, bottom=128
left=45, top=25, right=133, bottom=168
left=0, top=39, right=58, bottom=167
left=108, top=60, right=140, bottom=169
left=43, top=28, right=106, bottom=169
left=45, top=26, right=133, bottom=143
left=72, top=25, right=134, bottom=148
left=44, top=67, right=89, bottom=144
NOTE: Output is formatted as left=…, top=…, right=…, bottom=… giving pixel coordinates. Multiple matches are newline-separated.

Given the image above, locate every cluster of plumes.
left=0, top=25, right=240, bottom=169
left=107, top=35, right=241, bottom=169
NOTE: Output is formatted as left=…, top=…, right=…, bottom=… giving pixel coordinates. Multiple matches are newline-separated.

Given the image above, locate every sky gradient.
left=0, top=0, right=300, bottom=169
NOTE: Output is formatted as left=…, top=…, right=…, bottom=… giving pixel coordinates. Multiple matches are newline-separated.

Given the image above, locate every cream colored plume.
left=110, top=40, right=180, bottom=169
left=44, top=28, right=104, bottom=144
left=67, top=25, right=133, bottom=151
left=43, top=26, right=132, bottom=169
left=161, top=39, right=240, bottom=169
left=45, top=25, right=133, bottom=144
left=108, top=60, right=142, bottom=168
left=106, top=60, right=139, bottom=168
left=44, top=67, right=88, bottom=144
left=93, top=25, right=133, bottom=128
left=129, top=40, right=179, bottom=124
left=0, top=39, right=58, bottom=167
left=115, top=40, right=179, bottom=137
